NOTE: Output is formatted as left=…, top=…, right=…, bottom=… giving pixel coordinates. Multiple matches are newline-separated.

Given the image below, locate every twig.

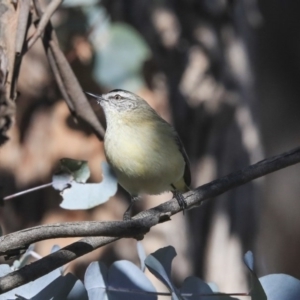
left=10, top=0, right=31, bottom=99
left=48, top=39, right=105, bottom=139
left=46, top=46, right=75, bottom=112
left=27, top=0, right=63, bottom=50
left=15, top=0, right=31, bottom=55
left=0, top=146, right=300, bottom=293
left=31, top=0, right=76, bottom=114
left=3, top=183, right=52, bottom=201
left=32, top=0, right=105, bottom=140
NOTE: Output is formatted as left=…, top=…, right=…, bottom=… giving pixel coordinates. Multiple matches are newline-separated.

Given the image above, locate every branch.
left=1, top=146, right=300, bottom=293
left=27, top=0, right=63, bottom=50
left=15, top=0, right=31, bottom=55
left=10, top=0, right=31, bottom=100
left=0, top=216, right=161, bottom=256
left=48, top=39, right=105, bottom=139
left=32, top=0, right=105, bottom=140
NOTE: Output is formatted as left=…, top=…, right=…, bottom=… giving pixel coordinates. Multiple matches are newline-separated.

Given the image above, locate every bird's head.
left=85, top=89, right=144, bottom=114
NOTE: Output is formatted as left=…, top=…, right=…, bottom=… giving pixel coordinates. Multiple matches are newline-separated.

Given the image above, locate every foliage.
left=0, top=245, right=298, bottom=300
left=53, top=159, right=118, bottom=210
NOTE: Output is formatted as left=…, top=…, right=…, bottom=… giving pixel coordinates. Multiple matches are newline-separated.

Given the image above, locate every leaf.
left=51, top=244, right=61, bottom=253
left=108, top=260, right=156, bottom=300
left=58, top=158, right=90, bottom=183
left=137, top=241, right=146, bottom=272
left=207, top=282, right=219, bottom=292
left=92, top=23, right=150, bottom=90
left=14, top=244, right=37, bottom=270
left=0, top=264, right=11, bottom=277
left=180, top=276, right=239, bottom=299
left=84, top=260, right=156, bottom=300
left=52, top=172, right=75, bottom=191
left=145, top=246, right=181, bottom=299
left=180, top=277, right=215, bottom=300
left=244, top=251, right=254, bottom=270
left=31, top=273, right=88, bottom=300
left=52, top=158, right=90, bottom=191
left=56, top=161, right=117, bottom=210
left=84, top=261, right=108, bottom=300
left=243, top=251, right=267, bottom=300
left=0, top=267, right=61, bottom=299
left=260, top=273, right=300, bottom=300
left=62, top=273, right=88, bottom=300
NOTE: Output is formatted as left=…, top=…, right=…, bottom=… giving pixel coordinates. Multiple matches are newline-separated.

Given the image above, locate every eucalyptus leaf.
left=92, top=22, right=150, bottom=90
left=260, top=274, right=300, bottom=300
left=145, top=246, right=181, bottom=299
left=59, top=161, right=117, bottom=210
left=243, top=251, right=267, bottom=300
left=56, top=158, right=90, bottom=183
left=84, top=260, right=156, bottom=300
left=0, top=267, right=61, bottom=300
left=137, top=241, right=146, bottom=272
left=180, top=277, right=216, bottom=300
left=0, top=264, right=11, bottom=277
left=16, top=244, right=37, bottom=270
left=85, top=261, right=108, bottom=300
left=30, top=273, right=88, bottom=300
left=108, top=260, right=156, bottom=300
left=51, top=244, right=61, bottom=253
left=52, top=158, right=90, bottom=192
left=181, top=276, right=239, bottom=299
left=52, top=173, right=74, bottom=191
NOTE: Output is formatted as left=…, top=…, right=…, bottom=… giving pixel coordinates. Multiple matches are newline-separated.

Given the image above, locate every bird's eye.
left=114, top=94, right=121, bottom=100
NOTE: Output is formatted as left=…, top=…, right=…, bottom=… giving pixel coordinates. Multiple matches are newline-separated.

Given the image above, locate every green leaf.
left=58, top=158, right=90, bottom=183
left=52, top=158, right=90, bottom=192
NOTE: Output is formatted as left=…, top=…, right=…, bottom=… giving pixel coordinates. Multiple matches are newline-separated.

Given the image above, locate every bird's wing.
left=153, top=111, right=191, bottom=188
left=174, top=133, right=191, bottom=187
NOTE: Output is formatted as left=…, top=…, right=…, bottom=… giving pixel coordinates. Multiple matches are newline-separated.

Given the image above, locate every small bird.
left=85, top=89, right=191, bottom=219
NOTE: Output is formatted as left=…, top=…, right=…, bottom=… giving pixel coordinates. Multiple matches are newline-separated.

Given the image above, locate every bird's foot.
left=123, top=203, right=132, bottom=220
left=172, top=190, right=187, bottom=214
left=123, top=196, right=139, bottom=220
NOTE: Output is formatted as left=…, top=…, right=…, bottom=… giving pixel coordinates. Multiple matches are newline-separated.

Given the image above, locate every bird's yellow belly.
left=104, top=126, right=185, bottom=196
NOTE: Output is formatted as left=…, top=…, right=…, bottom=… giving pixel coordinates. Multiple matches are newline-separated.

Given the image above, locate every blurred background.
left=1, top=0, right=300, bottom=295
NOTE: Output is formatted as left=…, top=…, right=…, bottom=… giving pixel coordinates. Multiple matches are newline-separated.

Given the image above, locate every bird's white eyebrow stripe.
left=108, top=91, right=131, bottom=98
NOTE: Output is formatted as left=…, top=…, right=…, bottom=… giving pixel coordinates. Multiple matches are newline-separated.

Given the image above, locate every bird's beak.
left=84, top=91, right=103, bottom=104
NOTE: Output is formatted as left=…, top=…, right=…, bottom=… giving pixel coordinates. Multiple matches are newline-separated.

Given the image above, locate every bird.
left=85, top=89, right=191, bottom=219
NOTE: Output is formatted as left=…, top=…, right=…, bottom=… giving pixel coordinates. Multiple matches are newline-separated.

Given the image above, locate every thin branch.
left=3, top=183, right=52, bottom=201
left=0, top=146, right=300, bottom=293
left=46, top=45, right=75, bottom=112
left=27, top=0, right=63, bottom=50
left=32, top=0, right=77, bottom=114
left=48, top=39, right=105, bottom=139
left=32, top=0, right=105, bottom=140
left=15, top=0, right=31, bottom=55
left=10, top=0, right=31, bottom=100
